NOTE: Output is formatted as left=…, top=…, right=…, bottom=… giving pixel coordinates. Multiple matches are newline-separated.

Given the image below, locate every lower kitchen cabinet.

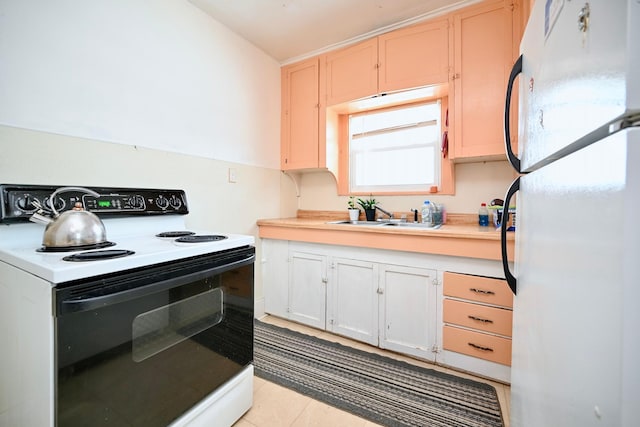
left=443, top=325, right=512, bottom=366
left=327, top=258, right=378, bottom=345
left=326, top=259, right=438, bottom=360
left=440, top=271, right=513, bottom=382
left=288, top=250, right=327, bottom=329
left=261, top=240, right=512, bottom=382
left=263, top=240, right=331, bottom=329
left=378, top=264, right=437, bottom=361
left=264, top=241, right=439, bottom=358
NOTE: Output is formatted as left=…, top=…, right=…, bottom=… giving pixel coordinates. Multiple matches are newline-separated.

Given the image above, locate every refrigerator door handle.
left=501, top=177, right=519, bottom=294
left=504, top=55, right=523, bottom=173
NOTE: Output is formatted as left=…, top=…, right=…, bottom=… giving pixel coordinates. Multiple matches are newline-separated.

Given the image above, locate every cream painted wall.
left=0, top=125, right=291, bottom=302
left=293, top=161, right=517, bottom=215
left=0, top=0, right=287, bottom=306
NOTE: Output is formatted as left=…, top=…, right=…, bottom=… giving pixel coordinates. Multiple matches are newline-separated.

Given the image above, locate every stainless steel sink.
left=326, top=220, right=387, bottom=226
left=327, top=220, right=441, bottom=229
left=382, top=222, right=442, bottom=229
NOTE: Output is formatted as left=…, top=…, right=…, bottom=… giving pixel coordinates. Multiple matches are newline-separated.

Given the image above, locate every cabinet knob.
left=377, top=288, right=384, bottom=294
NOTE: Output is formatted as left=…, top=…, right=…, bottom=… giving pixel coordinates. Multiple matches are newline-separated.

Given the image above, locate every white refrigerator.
left=501, top=1, right=640, bottom=426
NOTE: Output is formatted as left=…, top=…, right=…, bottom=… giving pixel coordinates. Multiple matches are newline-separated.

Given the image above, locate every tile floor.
left=234, top=315, right=511, bottom=427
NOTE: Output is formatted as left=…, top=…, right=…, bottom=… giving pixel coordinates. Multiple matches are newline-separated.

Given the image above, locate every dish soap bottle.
left=421, top=200, right=433, bottom=226
left=478, top=203, right=489, bottom=227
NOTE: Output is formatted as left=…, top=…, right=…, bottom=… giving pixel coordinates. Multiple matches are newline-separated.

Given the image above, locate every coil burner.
left=174, top=235, right=228, bottom=243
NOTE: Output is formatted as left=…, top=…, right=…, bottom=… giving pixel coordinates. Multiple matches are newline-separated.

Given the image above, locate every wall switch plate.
left=228, top=168, right=237, bottom=183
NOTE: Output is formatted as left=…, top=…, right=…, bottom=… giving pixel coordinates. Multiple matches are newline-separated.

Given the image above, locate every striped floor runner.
left=254, top=320, right=503, bottom=427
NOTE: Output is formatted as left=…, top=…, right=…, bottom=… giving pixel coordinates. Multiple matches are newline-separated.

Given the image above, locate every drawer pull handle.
left=468, top=342, right=494, bottom=352
left=468, top=315, right=493, bottom=324
left=469, top=288, right=495, bottom=295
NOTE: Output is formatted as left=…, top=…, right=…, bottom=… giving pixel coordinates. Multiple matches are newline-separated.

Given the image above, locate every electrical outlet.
left=228, top=168, right=237, bottom=183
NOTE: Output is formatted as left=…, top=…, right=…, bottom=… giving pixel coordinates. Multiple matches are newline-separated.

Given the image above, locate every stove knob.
left=168, top=195, right=182, bottom=210
left=156, top=195, right=169, bottom=210
left=44, top=196, right=65, bottom=212
left=16, top=195, right=40, bottom=213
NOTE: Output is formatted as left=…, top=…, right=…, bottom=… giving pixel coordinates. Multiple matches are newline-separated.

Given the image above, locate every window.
left=349, top=101, right=441, bottom=193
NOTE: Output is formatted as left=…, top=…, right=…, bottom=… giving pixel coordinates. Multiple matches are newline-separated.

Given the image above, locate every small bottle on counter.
left=421, top=200, right=432, bottom=226
left=478, top=203, right=489, bottom=227
left=432, top=203, right=443, bottom=226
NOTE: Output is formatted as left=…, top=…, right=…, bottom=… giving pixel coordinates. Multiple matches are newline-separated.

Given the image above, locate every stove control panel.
left=0, top=184, right=189, bottom=222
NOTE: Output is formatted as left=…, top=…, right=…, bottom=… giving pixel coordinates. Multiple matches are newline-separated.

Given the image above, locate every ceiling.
left=187, top=0, right=480, bottom=64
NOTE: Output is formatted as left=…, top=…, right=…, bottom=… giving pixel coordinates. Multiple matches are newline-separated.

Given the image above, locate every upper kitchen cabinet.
left=378, top=18, right=449, bottom=94
left=325, top=39, right=378, bottom=106
left=450, top=0, right=522, bottom=160
left=281, top=57, right=327, bottom=170
left=325, top=19, right=449, bottom=107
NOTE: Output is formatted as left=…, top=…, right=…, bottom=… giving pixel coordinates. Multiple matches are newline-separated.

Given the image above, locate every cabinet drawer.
left=443, top=299, right=512, bottom=337
left=443, top=272, right=513, bottom=308
left=443, top=325, right=511, bottom=366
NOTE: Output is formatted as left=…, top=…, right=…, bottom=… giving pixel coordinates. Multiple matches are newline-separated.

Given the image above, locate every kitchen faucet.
left=411, top=208, right=419, bottom=222
left=374, top=204, right=393, bottom=220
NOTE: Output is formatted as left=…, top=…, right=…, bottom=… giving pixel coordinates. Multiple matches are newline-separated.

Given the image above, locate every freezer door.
left=518, top=0, right=640, bottom=172
left=510, top=128, right=640, bottom=426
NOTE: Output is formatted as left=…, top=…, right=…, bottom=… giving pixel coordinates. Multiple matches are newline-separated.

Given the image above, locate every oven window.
left=55, top=249, right=254, bottom=426
left=132, top=288, right=224, bottom=362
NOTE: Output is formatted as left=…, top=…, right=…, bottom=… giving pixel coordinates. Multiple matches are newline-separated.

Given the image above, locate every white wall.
left=0, top=0, right=280, bottom=169
left=0, top=0, right=288, bottom=305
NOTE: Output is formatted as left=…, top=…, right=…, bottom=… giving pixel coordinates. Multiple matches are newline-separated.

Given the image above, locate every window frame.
left=335, top=96, right=454, bottom=196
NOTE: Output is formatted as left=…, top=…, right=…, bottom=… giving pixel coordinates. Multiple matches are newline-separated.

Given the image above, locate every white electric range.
left=0, top=184, right=255, bottom=427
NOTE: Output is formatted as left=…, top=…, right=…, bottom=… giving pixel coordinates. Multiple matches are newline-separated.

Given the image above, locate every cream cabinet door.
left=327, top=258, right=379, bottom=345
left=281, top=57, right=320, bottom=170
left=451, top=0, right=517, bottom=160
left=378, top=264, right=438, bottom=361
left=325, top=38, right=378, bottom=106
left=288, top=251, right=327, bottom=329
left=378, top=18, right=449, bottom=93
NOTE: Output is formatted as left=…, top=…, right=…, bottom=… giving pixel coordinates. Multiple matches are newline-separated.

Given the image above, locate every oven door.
left=54, top=246, right=254, bottom=427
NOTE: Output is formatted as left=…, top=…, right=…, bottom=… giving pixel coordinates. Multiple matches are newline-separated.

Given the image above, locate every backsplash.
left=290, top=162, right=517, bottom=215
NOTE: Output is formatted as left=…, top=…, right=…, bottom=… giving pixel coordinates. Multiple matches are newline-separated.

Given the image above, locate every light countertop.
left=257, top=211, right=514, bottom=261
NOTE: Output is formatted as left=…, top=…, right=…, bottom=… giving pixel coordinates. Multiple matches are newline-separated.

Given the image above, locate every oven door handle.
left=58, top=254, right=254, bottom=315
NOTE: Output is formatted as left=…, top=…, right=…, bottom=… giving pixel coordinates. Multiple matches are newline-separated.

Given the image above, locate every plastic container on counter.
left=490, top=206, right=516, bottom=231
left=421, top=200, right=432, bottom=226
left=431, top=203, right=444, bottom=226
left=478, top=203, right=489, bottom=227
